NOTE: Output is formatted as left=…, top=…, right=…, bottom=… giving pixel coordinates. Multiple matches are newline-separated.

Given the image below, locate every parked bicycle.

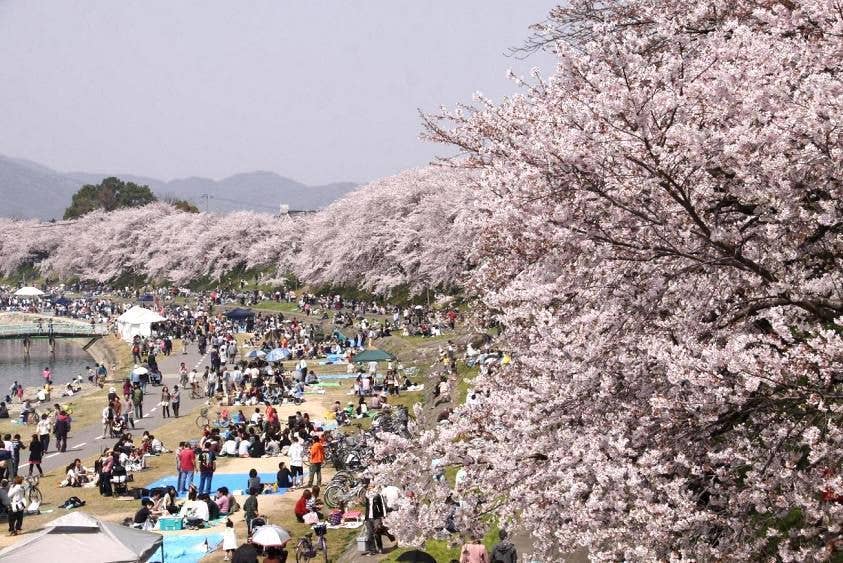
left=295, top=523, right=328, bottom=563
left=23, top=475, right=42, bottom=507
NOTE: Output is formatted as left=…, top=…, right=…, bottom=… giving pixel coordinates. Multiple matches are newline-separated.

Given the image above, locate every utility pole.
left=200, top=193, right=213, bottom=212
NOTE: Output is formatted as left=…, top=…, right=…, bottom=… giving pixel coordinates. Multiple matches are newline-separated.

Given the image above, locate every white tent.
left=116, top=306, right=166, bottom=342
left=0, top=511, right=163, bottom=562
left=13, top=286, right=44, bottom=297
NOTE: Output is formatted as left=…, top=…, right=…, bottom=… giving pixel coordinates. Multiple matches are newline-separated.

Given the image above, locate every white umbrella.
left=14, top=286, right=44, bottom=297
left=246, top=350, right=266, bottom=359
left=131, top=366, right=149, bottom=375
left=251, top=524, right=291, bottom=547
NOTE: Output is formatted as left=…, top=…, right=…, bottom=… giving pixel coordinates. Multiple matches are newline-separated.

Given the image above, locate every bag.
left=303, top=512, right=319, bottom=525
left=329, top=510, right=343, bottom=526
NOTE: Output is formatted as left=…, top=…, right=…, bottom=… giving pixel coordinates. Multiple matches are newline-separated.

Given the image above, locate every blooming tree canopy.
left=296, top=167, right=478, bottom=295
left=0, top=203, right=301, bottom=284
left=376, top=0, right=843, bottom=560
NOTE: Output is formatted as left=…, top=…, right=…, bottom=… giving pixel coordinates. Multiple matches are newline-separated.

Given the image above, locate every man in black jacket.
left=491, top=529, right=518, bottom=563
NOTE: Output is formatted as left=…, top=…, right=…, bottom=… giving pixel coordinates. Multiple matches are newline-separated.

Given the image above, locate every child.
left=222, top=518, right=237, bottom=561
left=243, top=487, right=259, bottom=533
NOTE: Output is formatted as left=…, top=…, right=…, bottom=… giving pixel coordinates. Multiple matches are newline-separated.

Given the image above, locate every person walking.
left=490, top=529, right=518, bottom=563
left=132, top=384, right=144, bottom=420
left=7, top=475, right=25, bottom=535
left=306, top=436, right=325, bottom=487
left=288, top=437, right=304, bottom=488
left=171, top=385, right=181, bottom=418
left=27, top=434, right=44, bottom=476
left=36, top=414, right=51, bottom=454
left=160, top=386, right=171, bottom=418
left=54, top=410, right=70, bottom=453
left=177, top=443, right=196, bottom=494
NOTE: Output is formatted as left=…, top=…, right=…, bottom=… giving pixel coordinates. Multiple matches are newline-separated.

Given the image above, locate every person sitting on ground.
left=133, top=498, right=155, bottom=529
left=0, top=402, right=8, bottom=419
left=237, top=436, right=252, bottom=458
left=179, top=489, right=210, bottom=527
left=294, top=489, right=313, bottom=523
left=276, top=462, right=292, bottom=489
left=220, top=435, right=238, bottom=457
left=246, top=468, right=262, bottom=493
left=214, top=486, right=231, bottom=515
left=200, top=492, right=220, bottom=521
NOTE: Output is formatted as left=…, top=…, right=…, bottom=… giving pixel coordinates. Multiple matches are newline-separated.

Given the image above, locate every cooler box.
left=159, top=517, right=183, bottom=531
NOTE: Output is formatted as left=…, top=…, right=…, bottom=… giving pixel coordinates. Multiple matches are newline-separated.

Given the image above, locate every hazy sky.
left=0, top=1, right=555, bottom=185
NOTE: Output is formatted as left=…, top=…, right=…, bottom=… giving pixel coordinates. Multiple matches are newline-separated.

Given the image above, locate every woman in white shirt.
left=238, top=438, right=252, bottom=458
left=7, top=476, right=25, bottom=535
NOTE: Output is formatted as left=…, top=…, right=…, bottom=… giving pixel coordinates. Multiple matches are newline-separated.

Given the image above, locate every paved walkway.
left=40, top=343, right=210, bottom=473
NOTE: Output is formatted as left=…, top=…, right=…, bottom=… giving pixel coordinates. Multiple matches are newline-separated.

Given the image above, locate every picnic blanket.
left=145, top=472, right=288, bottom=498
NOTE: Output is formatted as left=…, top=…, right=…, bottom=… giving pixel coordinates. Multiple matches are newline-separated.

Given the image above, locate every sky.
left=0, top=1, right=556, bottom=185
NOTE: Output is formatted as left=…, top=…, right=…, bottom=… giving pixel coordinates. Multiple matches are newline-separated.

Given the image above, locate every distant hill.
left=0, top=154, right=358, bottom=219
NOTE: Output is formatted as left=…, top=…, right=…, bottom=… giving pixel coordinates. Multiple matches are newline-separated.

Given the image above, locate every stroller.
left=110, top=465, right=129, bottom=496
left=149, top=369, right=163, bottom=386
left=249, top=516, right=268, bottom=536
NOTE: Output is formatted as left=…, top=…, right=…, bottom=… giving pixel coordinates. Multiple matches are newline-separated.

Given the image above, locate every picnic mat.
left=145, top=472, right=289, bottom=498
left=147, top=532, right=223, bottom=563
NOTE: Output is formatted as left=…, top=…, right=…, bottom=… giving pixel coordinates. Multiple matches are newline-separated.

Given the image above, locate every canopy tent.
left=225, top=307, right=255, bottom=320
left=116, top=306, right=166, bottom=342
left=0, top=511, right=163, bottom=563
left=352, top=348, right=395, bottom=363
left=13, top=286, right=44, bottom=297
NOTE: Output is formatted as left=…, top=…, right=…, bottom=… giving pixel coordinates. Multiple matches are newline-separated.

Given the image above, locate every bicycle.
left=189, top=385, right=204, bottom=400
left=324, top=477, right=366, bottom=509
left=23, top=475, right=42, bottom=506
left=295, top=523, right=328, bottom=563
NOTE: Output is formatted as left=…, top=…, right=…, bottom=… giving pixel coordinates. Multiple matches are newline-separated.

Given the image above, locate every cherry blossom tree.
left=376, top=1, right=843, bottom=560
left=296, top=166, right=478, bottom=295
left=1, top=203, right=302, bottom=284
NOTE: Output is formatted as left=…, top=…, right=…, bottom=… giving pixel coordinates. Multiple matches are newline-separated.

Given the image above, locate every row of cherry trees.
left=372, top=0, right=843, bottom=561
left=0, top=167, right=475, bottom=289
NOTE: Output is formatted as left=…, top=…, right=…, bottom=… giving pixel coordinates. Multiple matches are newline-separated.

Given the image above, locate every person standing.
left=490, top=529, right=518, bottom=563
left=243, top=487, right=259, bottom=533
left=122, top=395, right=135, bottom=430
left=198, top=444, right=216, bottom=495
left=306, top=436, right=325, bottom=487
left=27, top=434, right=44, bottom=476
left=36, top=414, right=51, bottom=454
left=132, top=384, right=144, bottom=420
left=177, top=444, right=196, bottom=494
left=7, top=475, right=25, bottom=535
left=160, top=386, right=171, bottom=418
left=460, top=536, right=490, bottom=563
left=9, top=434, right=23, bottom=478
left=171, top=385, right=181, bottom=418
left=288, top=437, right=304, bottom=488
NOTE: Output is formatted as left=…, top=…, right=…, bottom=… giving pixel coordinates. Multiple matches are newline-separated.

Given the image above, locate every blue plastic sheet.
left=147, top=532, right=223, bottom=563
left=145, top=472, right=288, bottom=498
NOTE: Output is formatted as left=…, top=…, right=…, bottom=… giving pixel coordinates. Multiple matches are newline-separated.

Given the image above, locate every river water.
left=0, top=338, right=94, bottom=392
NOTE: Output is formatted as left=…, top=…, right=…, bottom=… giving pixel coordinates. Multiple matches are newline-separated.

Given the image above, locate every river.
left=0, top=338, right=94, bottom=392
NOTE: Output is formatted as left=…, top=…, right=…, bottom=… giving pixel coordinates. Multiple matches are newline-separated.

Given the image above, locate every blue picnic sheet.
left=145, top=472, right=289, bottom=497
left=147, top=532, right=223, bottom=563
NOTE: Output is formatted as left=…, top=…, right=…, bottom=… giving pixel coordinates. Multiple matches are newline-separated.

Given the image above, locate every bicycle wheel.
left=28, top=487, right=42, bottom=505
left=320, top=536, right=329, bottom=563
left=195, top=415, right=209, bottom=428
left=295, top=545, right=310, bottom=563
left=323, top=483, right=346, bottom=509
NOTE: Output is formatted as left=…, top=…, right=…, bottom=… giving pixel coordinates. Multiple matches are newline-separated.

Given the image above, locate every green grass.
left=455, top=364, right=480, bottom=404
left=383, top=523, right=501, bottom=562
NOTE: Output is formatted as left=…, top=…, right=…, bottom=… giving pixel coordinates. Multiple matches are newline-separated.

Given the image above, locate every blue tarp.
left=145, top=472, right=288, bottom=498
left=147, top=532, right=223, bottom=563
